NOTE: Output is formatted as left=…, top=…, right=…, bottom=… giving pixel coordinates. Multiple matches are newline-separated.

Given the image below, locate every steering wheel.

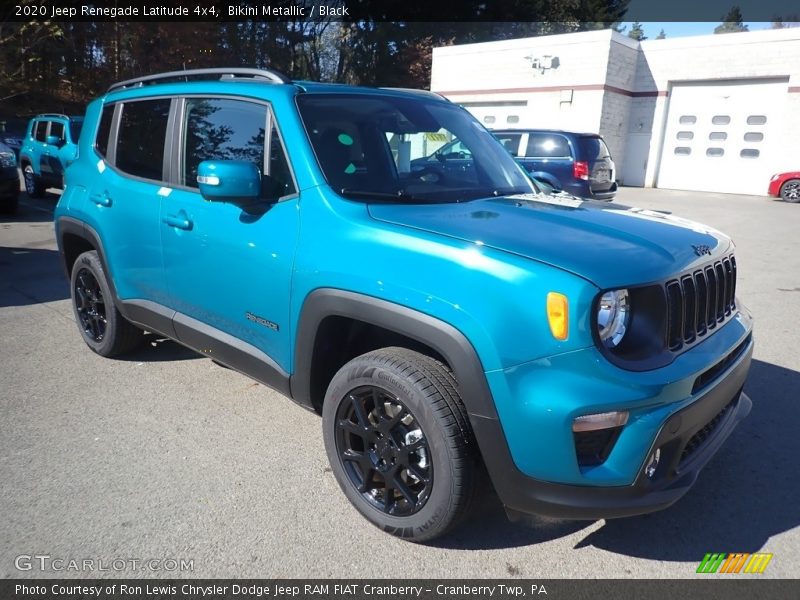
left=410, top=166, right=447, bottom=184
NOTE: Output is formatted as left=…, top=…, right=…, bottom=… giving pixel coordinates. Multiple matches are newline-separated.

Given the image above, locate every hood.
left=367, top=193, right=732, bottom=288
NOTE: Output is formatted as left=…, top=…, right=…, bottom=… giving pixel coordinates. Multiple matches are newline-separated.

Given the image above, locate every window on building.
left=679, top=115, right=696, bottom=125
left=116, top=99, right=170, bottom=181
left=483, top=116, right=496, bottom=124
left=709, top=132, right=727, bottom=141
left=746, top=115, right=767, bottom=125
left=712, top=115, right=730, bottom=125
left=744, top=132, right=763, bottom=142
left=740, top=149, right=760, bottom=158
left=706, top=147, right=724, bottom=157
left=676, top=131, right=693, bottom=140
left=674, top=147, right=691, bottom=156
left=506, top=115, right=520, bottom=124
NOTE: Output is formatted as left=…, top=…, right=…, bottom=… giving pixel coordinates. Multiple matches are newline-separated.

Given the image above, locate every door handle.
left=90, top=192, right=112, bottom=207
left=163, top=213, right=193, bottom=231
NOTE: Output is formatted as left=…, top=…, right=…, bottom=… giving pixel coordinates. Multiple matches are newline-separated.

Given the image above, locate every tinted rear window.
left=50, top=121, right=64, bottom=140
left=526, top=134, right=571, bottom=158
left=116, top=99, right=170, bottom=181
left=578, top=136, right=610, bottom=160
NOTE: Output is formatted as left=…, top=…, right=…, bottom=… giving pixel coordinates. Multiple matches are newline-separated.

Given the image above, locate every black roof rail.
left=380, top=88, right=450, bottom=101
left=107, top=68, right=291, bottom=93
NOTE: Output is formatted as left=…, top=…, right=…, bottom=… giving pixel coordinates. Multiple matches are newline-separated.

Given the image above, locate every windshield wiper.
left=489, top=187, right=536, bottom=196
left=339, top=189, right=443, bottom=204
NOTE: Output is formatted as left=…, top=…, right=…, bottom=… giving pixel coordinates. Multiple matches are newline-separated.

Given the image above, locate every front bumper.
left=473, top=310, right=753, bottom=519
left=0, top=169, right=19, bottom=199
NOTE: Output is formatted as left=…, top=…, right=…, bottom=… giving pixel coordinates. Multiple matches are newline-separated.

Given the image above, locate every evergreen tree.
left=715, top=6, right=749, bottom=33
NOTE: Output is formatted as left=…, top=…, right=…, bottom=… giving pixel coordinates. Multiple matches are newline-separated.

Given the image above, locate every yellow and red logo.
left=697, top=552, right=773, bottom=574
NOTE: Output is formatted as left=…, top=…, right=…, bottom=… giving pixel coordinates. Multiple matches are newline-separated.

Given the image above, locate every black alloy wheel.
left=323, top=347, right=476, bottom=542
left=335, top=385, right=433, bottom=516
left=74, top=267, right=107, bottom=342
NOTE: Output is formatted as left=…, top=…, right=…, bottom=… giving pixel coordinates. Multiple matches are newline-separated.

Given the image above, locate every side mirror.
left=197, top=160, right=261, bottom=205
left=46, top=135, right=63, bottom=147
left=58, top=142, right=78, bottom=167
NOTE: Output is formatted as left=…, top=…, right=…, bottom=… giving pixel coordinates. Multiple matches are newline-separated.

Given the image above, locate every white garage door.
left=657, top=79, right=787, bottom=196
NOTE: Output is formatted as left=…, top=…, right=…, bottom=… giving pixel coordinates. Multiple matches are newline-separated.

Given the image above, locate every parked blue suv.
left=19, top=113, right=83, bottom=197
left=55, top=69, right=753, bottom=541
left=493, top=129, right=617, bottom=200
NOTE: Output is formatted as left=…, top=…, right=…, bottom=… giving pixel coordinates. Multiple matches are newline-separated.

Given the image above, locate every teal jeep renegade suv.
left=55, top=68, right=753, bottom=541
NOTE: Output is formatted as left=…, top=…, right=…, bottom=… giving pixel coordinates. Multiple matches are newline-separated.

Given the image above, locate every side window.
left=266, top=123, right=297, bottom=199
left=182, top=97, right=266, bottom=189
left=526, top=134, right=571, bottom=158
left=34, top=121, right=47, bottom=142
left=95, top=105, right=114, bottom=158
left=116, top=99, right=170, bottom=181
left=50, top=121, right=64, bottom=141
left=494, top=133, right=522, bottom=155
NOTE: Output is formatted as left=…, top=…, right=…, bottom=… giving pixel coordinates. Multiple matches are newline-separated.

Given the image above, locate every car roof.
left=491, top=128, right=603, bottom=138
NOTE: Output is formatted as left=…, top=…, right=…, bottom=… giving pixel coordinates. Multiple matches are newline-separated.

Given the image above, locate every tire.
left=70, top=250, right=143, bottom=357
left=22, top=164, right=45, bottom=198
left=780, top=179, right=800, bottom=203
left=322, top=347, right=476, bottom=542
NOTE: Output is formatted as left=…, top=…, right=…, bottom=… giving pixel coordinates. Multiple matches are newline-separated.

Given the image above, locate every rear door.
left=41, top=120, right=65, bottom=181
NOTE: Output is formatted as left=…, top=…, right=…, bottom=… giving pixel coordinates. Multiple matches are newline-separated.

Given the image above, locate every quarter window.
left=116, top=99, right=170, bottom=181
left=95, top=105, right=114, bottom=157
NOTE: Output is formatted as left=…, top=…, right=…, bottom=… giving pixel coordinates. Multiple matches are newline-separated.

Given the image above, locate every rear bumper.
left=563, top=180, right=617, bottom=200
left=474, top=328, right=753, bottom=520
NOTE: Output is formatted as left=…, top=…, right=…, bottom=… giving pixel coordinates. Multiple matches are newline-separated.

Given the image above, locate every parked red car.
left=768, top=172, right=800, bottom=203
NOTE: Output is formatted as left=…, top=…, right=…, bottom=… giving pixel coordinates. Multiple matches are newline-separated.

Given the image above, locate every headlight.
left=0, top=151, right=15, bottom=168
left=597, top=289, right=630, bottom=348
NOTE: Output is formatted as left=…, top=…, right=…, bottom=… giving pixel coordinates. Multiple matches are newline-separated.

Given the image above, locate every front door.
left=160, top=97, right=299, bottom=372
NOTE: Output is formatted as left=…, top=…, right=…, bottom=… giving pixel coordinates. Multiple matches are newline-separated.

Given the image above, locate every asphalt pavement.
left=1, top=184, right=798, bottom=578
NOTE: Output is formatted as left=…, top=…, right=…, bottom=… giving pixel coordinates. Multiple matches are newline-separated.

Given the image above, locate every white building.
left=430, top=28, right=800, bottom=196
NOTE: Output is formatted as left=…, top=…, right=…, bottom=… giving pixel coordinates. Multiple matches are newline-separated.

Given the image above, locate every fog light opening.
left=572, top=410, right=629, bottom=433
left=645, top=448, right=661, bottom=479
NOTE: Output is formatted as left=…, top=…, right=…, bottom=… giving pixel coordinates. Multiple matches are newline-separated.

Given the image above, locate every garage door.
left=657, top=79, right=787, bottom=196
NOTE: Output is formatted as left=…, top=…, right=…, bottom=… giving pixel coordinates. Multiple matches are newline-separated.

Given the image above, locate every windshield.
left=296, top=94, right=535, bottom=203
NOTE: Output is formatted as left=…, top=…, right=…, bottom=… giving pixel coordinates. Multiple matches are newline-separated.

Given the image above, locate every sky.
left=620, top=22, right=779, bottom=39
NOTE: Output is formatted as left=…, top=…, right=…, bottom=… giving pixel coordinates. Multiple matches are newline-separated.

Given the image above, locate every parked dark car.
left=1, top=118, right=27, bottom=159
left=492, top=129, right=617, bottom=200
left=0, top=141, right=20, bottom=213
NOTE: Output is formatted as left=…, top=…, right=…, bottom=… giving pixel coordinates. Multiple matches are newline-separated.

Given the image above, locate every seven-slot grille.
left=665, top=255, right=737, bottom=350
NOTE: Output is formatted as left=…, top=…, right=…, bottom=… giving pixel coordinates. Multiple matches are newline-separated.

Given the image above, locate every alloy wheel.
left=74, top=268, right=107, bottom=342
left=335, top=385, right=433, bottom=516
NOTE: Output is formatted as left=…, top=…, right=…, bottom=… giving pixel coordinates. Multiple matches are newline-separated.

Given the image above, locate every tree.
left=628, top=21, right=647, bottom=40
left=656, top=29, right=667, bottom=39
left=715, top=6, right=749, bottom=33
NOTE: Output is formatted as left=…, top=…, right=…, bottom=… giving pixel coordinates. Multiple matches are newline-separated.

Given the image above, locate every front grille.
left=679, top=398, right=736, bottom=465
left=665, top=255, right=737, bottom=351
